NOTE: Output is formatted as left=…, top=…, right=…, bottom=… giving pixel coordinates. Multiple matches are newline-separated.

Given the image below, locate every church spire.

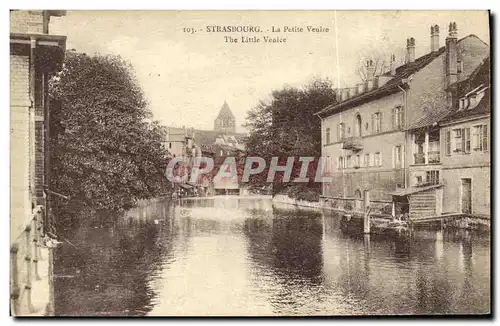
left=214, top=101, right=236, bottom=133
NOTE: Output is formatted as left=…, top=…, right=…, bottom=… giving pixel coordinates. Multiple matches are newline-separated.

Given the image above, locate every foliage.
left=244, top=78, right=337, bottom=196
left=49, top=51, right=169, bottom=227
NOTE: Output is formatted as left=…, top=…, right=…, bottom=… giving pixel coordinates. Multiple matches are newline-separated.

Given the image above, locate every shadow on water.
left=54, top=197, right=490, bottom=316
left=53, top=199, right=176, bottom=316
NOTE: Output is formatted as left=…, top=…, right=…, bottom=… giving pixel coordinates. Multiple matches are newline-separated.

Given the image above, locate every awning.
left=387, top=184, right=442, bottom=196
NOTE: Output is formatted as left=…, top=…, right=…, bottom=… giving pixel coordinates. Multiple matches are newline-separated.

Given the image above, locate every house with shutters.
left=315, top=22, right=489, bottom=218
left=438, top=56, right=490, bottom=218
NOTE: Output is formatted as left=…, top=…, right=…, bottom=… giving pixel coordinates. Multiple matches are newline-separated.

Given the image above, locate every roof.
left=387, top=184, right=442, bottom=196
left=216, top=101, right=235, bottom=120
left=440, top=89, right=490, bottom=124
left=440, top=57, right=490, bottom=124
left=407, top=107, right=454, bottom=131
left=450, top=56, right=490, bottom=96
left=316, top=35, right=478, bottom=118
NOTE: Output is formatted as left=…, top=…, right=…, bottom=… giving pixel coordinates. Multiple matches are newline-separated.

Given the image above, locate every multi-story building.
left=10, top=9, right=66, bottom=315
left=316, top=22, right=489, bottom=212
left=10, top=9, right=67, bottom=235
left=438, top=57, right=490, bottom=218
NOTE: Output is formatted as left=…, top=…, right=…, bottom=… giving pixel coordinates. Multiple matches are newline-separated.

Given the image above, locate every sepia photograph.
left=9, top=9, right=491, bottom=317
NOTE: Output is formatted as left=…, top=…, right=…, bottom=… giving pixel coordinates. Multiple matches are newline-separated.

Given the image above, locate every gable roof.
left=316, top=35, right=479, bottom=118
left=216, top=101, right=235, bottom=120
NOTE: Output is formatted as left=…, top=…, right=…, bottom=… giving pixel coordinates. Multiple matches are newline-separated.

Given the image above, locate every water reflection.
left=54, top=197, right=490, bottom=316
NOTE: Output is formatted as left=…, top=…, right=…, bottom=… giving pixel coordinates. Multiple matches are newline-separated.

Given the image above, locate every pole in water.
left=363, top=190, right=370, bottom=234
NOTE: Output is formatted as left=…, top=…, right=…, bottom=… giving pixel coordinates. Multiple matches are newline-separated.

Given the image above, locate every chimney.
left=351, top=86, right=358, bottom=97
left=390, top=54, right=397, bottom=75
left=431, top=24, right=440, bottom=52
left=336, top=89, right=342, bottom=102
left=446, top=22, right=458, bottom=107
left=366, top=60, right=375, bottom=90
left=344, top=88, right=350, bottom=100
left=406, top=37, right=415, bottom=63
left=357, top=83, right=365, bottom=94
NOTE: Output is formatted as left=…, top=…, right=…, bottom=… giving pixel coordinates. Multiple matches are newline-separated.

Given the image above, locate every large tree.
left=244, top=78, right=337, bottom=199
left=49, top=51, right=169, bottom=227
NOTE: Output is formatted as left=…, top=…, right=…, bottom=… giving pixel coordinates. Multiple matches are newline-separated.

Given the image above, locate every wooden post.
left=363, top=190, right=370, bottom=234
left=392, top=201, right=396, bottom=217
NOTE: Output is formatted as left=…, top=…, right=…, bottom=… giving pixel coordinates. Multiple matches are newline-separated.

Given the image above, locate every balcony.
left=342, top=136, right=363, bottom=151
left=413, top=151, right=440, bottom=164
left=428, top=151, right=440, bottom=163
left=414, top=153, right=425, bottom=164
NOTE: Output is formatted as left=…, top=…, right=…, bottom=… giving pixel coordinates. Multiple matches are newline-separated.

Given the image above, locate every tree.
left=244, top=78, right=337, bottom=197
left=355, top=49, right=390, bottom=81
left=49, top=51, right=170, bottom=228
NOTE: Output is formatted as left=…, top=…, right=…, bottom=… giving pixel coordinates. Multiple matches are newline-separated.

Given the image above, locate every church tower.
left=213, top=101, right=236, bottom=133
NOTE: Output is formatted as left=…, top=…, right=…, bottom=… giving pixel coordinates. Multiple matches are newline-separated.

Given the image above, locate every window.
left=393, top=146, right=402, bottom=168
left=325, top=128, right=331, bottom=144
left=354, top=115, right=362, bottom=137
left=338, top=123, right=345, bottom=140
left=346, top=155, right=352, bottom=168
left=445, top=130, right=451, bottom=155
left=454, top=129, right=463, bottom=153
left=416, top=176, right=423, bottom=185
left=364, top=154, right=370, bottom=167
left=464, top=128, right=471, bottom=154
left=454, top=128, right=471, bottom=154
left=354, top=155, right=360, bottom=167
left=372, top=112, right=382, bottom=133
left=426, top=170, right=440, bottom=185
left=392, top=106, right=403, bottom=130
left=374, top=152, right=381, bottom=166
left=169, top=142, right=172, bottom=149
left=338, top=157, right=343, bottom=169
left=473, top=125, right=488, bottom=151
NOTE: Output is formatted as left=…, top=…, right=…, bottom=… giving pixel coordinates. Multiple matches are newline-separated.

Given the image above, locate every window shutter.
left=461, top=129, right=466, bottom=153
left=379, top=112, right=382, bottom=132
left=465, top=128, right=470, bottom=153
left=445, top=131, right=451, bottom=155
left=371, top=114, right=375, bottom=133
left=391, top=108, right=395, bottom=130
left=400, top=108, right=405, bottom=129
left=483, top=125, right=488, bottom=151
left=392, top=147, right=395, bottom=168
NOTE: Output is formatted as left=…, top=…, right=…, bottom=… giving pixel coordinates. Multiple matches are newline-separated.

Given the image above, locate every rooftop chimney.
left=406, top=37, right=416, bottom=63
left=357, top=83, right=365, bottom=94
left=431, top=24, right=440, bottom=52
left=446, top=22, right=459, bottom=107
left=366, top=60, right=375, bottom=90
left=390, top=54, right=396, bottom=75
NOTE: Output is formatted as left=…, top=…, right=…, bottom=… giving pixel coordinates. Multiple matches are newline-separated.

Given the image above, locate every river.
left=53, top=196, right=490, bottom=316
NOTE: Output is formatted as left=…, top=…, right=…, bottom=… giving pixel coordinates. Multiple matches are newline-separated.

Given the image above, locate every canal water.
left=53, top=196, right=490, bottom=316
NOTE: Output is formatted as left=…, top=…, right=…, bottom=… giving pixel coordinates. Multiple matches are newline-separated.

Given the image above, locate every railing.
left=413, top=151, right=441, bottom=164
left=428, top=151, right=440, bottom=163
left=414, top=153, right=425, bottom=164
left=322, top=196, right=393, bottom=216
left=10, top=205, right=49, bottom=316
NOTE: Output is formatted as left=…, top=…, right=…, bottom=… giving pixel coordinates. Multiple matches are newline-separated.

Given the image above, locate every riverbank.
left=272, top=194, right=490, bottom=231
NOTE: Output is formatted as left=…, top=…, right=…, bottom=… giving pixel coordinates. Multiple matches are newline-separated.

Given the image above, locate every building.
left=213, top=101, right=236, bottom=133
left=162, top=126, right=196, bottom=158
left=10, top=10, right=67, bottom=315
left=315, top=22, right=489, bottom=212
left=438, top=57, right=490, bottom=217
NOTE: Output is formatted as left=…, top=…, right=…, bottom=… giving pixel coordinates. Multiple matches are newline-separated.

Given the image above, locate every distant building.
left=213, top=101, right=236, bottom=133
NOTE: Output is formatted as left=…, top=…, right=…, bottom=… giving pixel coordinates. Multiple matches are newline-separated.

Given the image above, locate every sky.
left=50, top=10, right=490, bottom=132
